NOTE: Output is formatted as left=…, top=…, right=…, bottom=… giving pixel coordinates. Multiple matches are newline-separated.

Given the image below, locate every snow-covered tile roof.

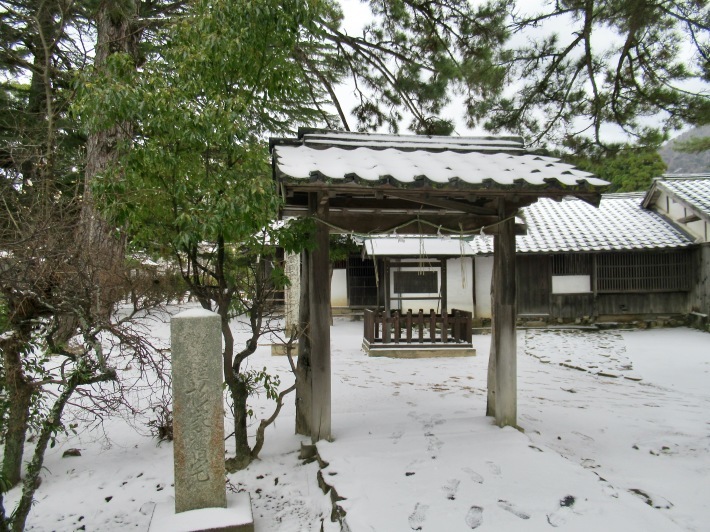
left=655, top=174, right=710, bottom=219
left=272, top=130, right=609, bottom=191
left=468, top=193, right=694, bottom=254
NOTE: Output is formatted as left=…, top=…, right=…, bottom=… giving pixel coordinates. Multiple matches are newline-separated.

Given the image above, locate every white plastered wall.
left=446, top=257, right=474, bottom=313
left=331, top=268, right=348, bottom=307
left=474, top=256, right=493, bottom=318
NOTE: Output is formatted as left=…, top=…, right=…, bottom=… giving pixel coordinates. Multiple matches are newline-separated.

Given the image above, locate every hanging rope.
left=312, top=213, right=517, bottom=241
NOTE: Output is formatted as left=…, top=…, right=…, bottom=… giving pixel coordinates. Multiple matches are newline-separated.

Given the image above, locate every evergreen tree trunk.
left=79, top=0, right=140, bottom=318
left=1, top=337, right=34, bottom=488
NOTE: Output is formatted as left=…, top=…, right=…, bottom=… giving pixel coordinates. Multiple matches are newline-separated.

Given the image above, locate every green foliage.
left=78, top=0, right=331, bottom=261
left=0, top=295, right=8, bottom=335
left=0, top=470, right=11, bottom=493
left=345, top=0, right=510, bottom=133
left=329, top=234, right=360, bottom=263
left=242, top=367, right=281, bottom=417
left=563, top=146, right=667, bottom=192
left=480, top=0, right=710, bottom=150
left=674, top=137, right=710, bottom=154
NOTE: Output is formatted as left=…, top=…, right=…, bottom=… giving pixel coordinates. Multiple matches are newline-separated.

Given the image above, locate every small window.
left=552, top=254, right=591, bottom=275
left=393, top=271, right=438, bottom=294
left=597, top=251, right=691, bottom=292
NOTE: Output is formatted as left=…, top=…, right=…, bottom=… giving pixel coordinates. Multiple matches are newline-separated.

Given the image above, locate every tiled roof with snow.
left=272, top=130, right=609, bottom=191
left=655, top=175, right=710, bottom=219
left=468, top=193, right=694, bottom=254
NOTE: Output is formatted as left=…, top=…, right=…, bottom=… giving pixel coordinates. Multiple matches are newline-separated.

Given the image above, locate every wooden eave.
left=276, top=177, right=602, bottom=235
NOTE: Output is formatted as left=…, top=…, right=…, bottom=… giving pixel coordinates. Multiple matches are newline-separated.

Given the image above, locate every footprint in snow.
left=497, top=499, right=530, bottom=520
left=442, top=479, right=460, bottom=500
left=486, top=461, right=502, bottom=477
left=408, top=502, right=428, bottom=530
left=462, top=467, right=484, bottom=484
left=572, top=431, right=594, bottom=442
left=422, top=415, right=445, bottom=429
left=465, top=505, right=483, bottom=529
left=546, top=495, right=575, bottom=528
left=426, top=434, right=444, bottom=454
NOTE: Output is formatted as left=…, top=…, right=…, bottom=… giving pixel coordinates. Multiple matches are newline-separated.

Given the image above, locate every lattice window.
left=596, top=251, right=692, bottom=293
left=551, top=254, right=591, bottom=275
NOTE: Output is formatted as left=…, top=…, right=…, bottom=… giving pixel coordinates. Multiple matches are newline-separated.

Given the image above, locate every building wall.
left=474, top=256, right=493, bottom=318
left=446, top=257, right=474, bottom=313
left=690, top=244, right=710, bottom=329
left=595, top=292, right=689, bottom=318
left=331, top=268, right=348, bottom=307
left=654, top=190, right=709, bottom=243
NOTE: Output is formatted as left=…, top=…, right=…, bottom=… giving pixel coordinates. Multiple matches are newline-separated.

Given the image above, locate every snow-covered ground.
left=4, top=308, right=710, bottom=531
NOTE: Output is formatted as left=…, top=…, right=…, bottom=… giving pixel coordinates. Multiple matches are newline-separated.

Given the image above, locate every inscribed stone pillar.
left=171, top=309, right=227, bottom=513
left=285, top=252, right=301, bottom=337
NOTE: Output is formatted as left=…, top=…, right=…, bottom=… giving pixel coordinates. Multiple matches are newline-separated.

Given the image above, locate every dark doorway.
left=347, top=256, right=378, bottom=307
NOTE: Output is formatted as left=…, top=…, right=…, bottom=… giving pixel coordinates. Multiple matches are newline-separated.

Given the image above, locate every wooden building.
left=642, top=175, right=710, bottom=329
left=327, top=182, right=710, bottom=327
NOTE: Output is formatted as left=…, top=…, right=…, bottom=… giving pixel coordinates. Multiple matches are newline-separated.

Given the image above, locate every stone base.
left=271, top=342, right=297, bottom=356
left=149, top=493, right=254, bottom=532
left=363, top=339, right=475, bottom=358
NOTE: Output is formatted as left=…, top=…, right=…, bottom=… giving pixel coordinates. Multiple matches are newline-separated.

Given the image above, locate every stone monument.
left=149, top=308, right=254, bottom=532
left=171, top=308, right=226, bottom=512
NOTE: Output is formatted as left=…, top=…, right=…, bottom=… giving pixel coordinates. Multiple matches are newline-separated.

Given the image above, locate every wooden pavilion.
left=270, top=129, right=608, bottom=442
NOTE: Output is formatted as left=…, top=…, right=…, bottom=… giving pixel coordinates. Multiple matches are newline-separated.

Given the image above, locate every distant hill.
left=659, top=125, right=710, bottom=173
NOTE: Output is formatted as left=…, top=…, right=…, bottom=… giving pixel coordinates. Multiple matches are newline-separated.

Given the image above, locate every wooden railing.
left=364, top=308, right=472, bottom=346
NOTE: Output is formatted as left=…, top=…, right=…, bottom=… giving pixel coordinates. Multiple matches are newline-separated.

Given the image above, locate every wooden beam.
left=678, top=213, right=701, bottom=224
left=492, top=213, right=517, bottom=428
left=383, top=191, right=498, bottom=215
left=310, top=193, right=331, bottom=442
left=279, top=210, right=525, bottom=235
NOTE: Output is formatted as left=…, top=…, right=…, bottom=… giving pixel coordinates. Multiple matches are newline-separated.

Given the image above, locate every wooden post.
left=310, top=193, right=331, bottom=442
left=364, top=309, right=374, bottom=344
left=393, top=311, right=401, bottom=343
left=441, top=311, right=448, bottom=343
left=486, top=250, right=497, bottom=417
left=418, top=310, right=424, bottom=343
left=492, top=215, right=517, bottom=428
left=406, top=310, right=412, bottom=343
left=383, top=261, right=391, bottom=343
left=453, top=310, right=461, bottom=342
left=295, top=248, right=312, bottom=436
left=441, top=259, right=448, bottom=316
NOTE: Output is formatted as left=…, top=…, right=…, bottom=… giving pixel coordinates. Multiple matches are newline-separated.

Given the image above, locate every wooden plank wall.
left=690, top=244, right=710, bottom=319
left=515, top=251, right=694, bottom=320
left=516, top=255, right=551, bottom=315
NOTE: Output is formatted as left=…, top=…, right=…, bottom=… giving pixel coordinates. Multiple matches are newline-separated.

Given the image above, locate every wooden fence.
left=363, top=308, right=473, bottom=346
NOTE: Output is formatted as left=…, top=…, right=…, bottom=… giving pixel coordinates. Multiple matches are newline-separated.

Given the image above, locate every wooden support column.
left=383, top=260, right=391, bottom=342
left=492, top=214, right=517, bottom=428
left=310, top=192, right=331, bottom=442
left=295, top=247, right=312, bottom=436
left=440, top=259, right=448, bottom=316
